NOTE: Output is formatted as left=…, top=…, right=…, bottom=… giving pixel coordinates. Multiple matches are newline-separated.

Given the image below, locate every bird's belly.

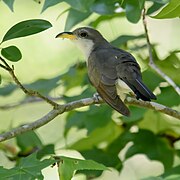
left=116, top=79, right=132, bottom=100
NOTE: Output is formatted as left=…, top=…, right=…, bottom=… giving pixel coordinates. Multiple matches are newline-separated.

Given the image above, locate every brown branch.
left=0, top=57, right=59, bottom=107
left=0, top=97, right=179, bottom=142
left=142, top=8, right=180, bottom=96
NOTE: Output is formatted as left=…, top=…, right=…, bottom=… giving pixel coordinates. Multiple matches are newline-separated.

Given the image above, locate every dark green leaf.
left=0, top=74, right=61, bottom=97
left=152, top=0, right=180, bottom=19
left=89, top=13, right=125, bottom=28
left=90, top=0, right=117, bottom=15
left=111, top=34, right=145, bottom=47
left=41, top=0, right=63, bottom=12
left=16, top=131, right=43, bottom=155
left=37, top=144, right=55, bottom=159
left=142, top=70, right=164, bottom=90
left=161, top=165, right=180, bottom=178
left=81, top=148, right=122, bottom=171
left=125, top=129, right=174, bottom=170
left=25, top=75, right=61, bottom=95
left=2, top=19, right=52, bottom=42
left=122, top=106, right=147, bottom=123
left=125, top=0, right=145, bottom=23
left=2, top=0, right=15, bottom=12
left=69, top=121, right=122, bottom=151
left=65, top=0, right=94, bottom=12
left=156, top=86, right=180, bottom=107
left=65, top=105, right=112, bottom=135
left=58, top=156, right=108, bottom=180
left=0, top=153, right=55, bottom=179
left=148, top=0, right=169, bottom=4
left=1, top=46, right=22, bottom=62
left=0, top=83, right=16, bottom=96
left=147, top=2, right=165, bottom=15
left=65, top=8, right=91, bottom=31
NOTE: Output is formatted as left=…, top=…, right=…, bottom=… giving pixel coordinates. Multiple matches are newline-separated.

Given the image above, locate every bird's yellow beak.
left=55, top=32, right=77, bottom=40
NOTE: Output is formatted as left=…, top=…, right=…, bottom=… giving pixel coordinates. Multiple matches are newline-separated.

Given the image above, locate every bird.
left=56, top=27, right=156, bottom=116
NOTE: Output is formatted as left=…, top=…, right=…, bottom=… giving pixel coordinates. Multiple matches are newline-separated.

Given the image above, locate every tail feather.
left=134, top=79, right=156, bottom=101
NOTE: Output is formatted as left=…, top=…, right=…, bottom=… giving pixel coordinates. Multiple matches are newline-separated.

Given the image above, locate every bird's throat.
left=73, top=39, right=94, bottom=59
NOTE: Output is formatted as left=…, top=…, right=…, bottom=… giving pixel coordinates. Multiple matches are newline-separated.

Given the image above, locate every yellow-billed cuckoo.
left=56, top=27, right=156, bottom=116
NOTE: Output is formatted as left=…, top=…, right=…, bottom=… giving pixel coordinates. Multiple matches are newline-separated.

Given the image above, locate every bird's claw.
left=93, top=93, right=102, bottom=103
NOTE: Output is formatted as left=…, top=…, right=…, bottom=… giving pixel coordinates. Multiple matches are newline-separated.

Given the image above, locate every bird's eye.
left=80, top=32, right=88, bottom=38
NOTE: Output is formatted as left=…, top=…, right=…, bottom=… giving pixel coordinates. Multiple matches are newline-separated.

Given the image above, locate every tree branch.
left=0, top=97, right=179, bottom=142
left=0, top=57, right=59, bottom=107
left=142, top=8, right=180, bottom=96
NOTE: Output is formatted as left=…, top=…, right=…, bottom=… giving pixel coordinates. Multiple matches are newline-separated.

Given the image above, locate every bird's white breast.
left=72, top=38, right=94, bottom=59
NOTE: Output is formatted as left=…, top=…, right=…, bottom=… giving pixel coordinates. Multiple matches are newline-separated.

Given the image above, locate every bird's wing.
left=88, top=49, right=130, bottom=116
left=114, top=49, right=156, bottom=101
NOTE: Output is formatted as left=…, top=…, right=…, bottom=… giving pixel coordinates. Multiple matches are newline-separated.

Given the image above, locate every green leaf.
left=147, top=2, right=166, bottom=15
left=89, top=13, right=125, bottom=28
left=41, top=0, right=63, bottom=12
left=2, top=0, right=15, bottom=12
left=58, top=156, right=108, bottom=180
left=69, top=121, right=122, bottom=151
left=148, top=0, right=169, bottom=4
left=25, top=75, right=61, bottom=94
left=65, top=8, right=91, bottom=31
left=111, top=34, right=145, bottom=47
left=156, top=86, right=180, bottom=107
left=16, top=131, right=43, bottom=155
left=2, top=19, right=52, bottom=42
left=125, top=0, right=145, bottom=23
left=125, top=129, right=174, bottom=170
left=142, top=70, right=164, bottom=90
left=1, top=46, right=22, bottom=62
left=65, top=0, right=94, bottom=12
left=161, top=165, right=180, bottom=178
left=37, top=144, right=55, bottom=159
left=0, top=84, right=16, bottom=96
left=90, top=0, right=117, bottom=15
left=0, top=74, right=61, bottom=97
left=81, top=148, right=122, bottom=171
left=122, top=106, right=147, bottom=123
left=0, top=153, right=55, bottom=179
left=65, top=105, right=112, bottom=136
left=152, top=0, right=180, bottom=19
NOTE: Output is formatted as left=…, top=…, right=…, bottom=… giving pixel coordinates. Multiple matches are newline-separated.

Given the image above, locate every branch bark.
left=0, top=96, right=179, bottom=142
left=0, top=57, right=59, bottom=107
left=142, top=8, right=180, bottom=96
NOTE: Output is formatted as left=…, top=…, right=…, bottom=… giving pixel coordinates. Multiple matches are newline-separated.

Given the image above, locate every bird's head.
left=56, top=27, right=107, bottom=58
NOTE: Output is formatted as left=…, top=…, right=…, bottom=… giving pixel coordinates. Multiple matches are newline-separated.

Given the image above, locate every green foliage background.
left=0, top=0, right=180, bottom=179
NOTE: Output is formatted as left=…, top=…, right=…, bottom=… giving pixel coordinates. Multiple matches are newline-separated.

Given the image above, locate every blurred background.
left=0, top=0, right=180, bottom=179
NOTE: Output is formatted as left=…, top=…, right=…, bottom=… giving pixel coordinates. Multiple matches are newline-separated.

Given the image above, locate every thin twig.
left=142, top=8, right=180, bottom=95
left=0, top=97, right=179, bottom=142
left=0, top=63, right=10, bottom=71
left=0, top=57, right=59, bottom=107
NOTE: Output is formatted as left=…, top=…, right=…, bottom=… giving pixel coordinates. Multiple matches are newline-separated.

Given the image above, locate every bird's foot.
left=93, top=93, right=102, bottom=103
